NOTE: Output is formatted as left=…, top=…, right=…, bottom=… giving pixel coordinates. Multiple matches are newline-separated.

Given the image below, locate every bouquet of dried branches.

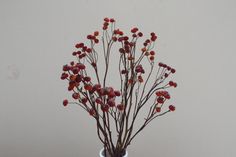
left=61, top=17, right=177, bottom=157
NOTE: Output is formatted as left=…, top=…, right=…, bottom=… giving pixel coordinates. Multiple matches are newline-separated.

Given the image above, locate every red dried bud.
left=68, top=85, right=74, bottom=91
left=91, top=62, right=97, bottom=68
left=87, top=35, right=93, bottom=40
left=104, top=17, right=109, bottom=22
left=171, top=68, right=176, bottom=73
left=150, top=56, right=154, bottom=61
left=141, top=47, right=146, bottom=52
left=94, top=38, right=99, bottom=43
left=84, top=84, right=93, bottom=91
left=110, top=18, right=115, bottom=22
left=156, top=91, right=162, bottom=97
left=114, top=91, right=121, bottom=96
left=117, top=104, right=124, bottom=111
left=158, top=62, right=163, bottom=67
left=151, top=32, right=156, bottom=36
left=132, top=34, right=137, bottom=38
left=169, top=81, right=174, bottom=86
left=123, top=36, right=129, bottom=41
left=164, top=73, right=169, bottom=78
left=173, top=82, right=177, bottom=88
left=128, top=79, right=134, bottom=84
left=86, top=48, right=92, bottom=53
left=60, top=73, right=68, bottom=80
left=118, top=30, right=123, bottom=36
left=150, top=51, right=155, bottom=55
left=94, top=31, right=99, bottom=36
left=112, top=36, right=117, bottom=41
left=93, top=84, right=101, bottom=91
left=75, top=43, right=84, bottom=48
left=157, top=97, right=164, bottom=104
left=138, top=75, right=143, bottom=83
left=101, top=105, right=109, bottom=112
left=156, top=107, right=161, bottom=112
left=162, top=64, right=167, bottom=68
left=169, top=105, right=175, bottom=111
left=84, top=76, right=91, bottom=82
left=119, top=48, right=125, bottom=53
left=89, top=109, right=95, bottom=116
left=107, top=99, right=115, bottom=107
left=81, top=97, right=88, bottom=104
left=138, top=32, right=143, bottom=37
left=72, top=93, right=80, bottom=99
left=98, top=88, right=106, bottom=96
left=63, top=65, right=70, bottom=71
left=151, top=35, right=157, bottom=41
left=167, top=66, right=171, bottom=71
left=72, top=51, right=77, bottom=56
left=75, top=74, right=83, bottom=82
left=163, top=92, right=171, bottom=99
left=131, top=27, right=139, bottom=33
left=121, top=69, right=128, bottom=74
left=103, top=26, right=108, bottom=30
left=77, top=63, right=86, bottom=70
left=135, top=65, right=143, bottom=73
left=63, top=99, right=68, bottom=106
left=72, top=67, right=79, bottom=74
left=95, top=98, right=102, bottom=104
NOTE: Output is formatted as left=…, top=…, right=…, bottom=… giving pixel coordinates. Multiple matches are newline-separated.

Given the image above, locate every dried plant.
left=61, top=17, right=177, bottom=157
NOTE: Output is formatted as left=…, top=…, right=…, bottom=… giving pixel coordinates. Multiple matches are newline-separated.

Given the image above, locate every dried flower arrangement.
left=61, top=17, right=177, bottom=157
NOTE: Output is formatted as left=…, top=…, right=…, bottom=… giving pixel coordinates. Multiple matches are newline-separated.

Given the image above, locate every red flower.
left=72, top=93, right=80, bottom=99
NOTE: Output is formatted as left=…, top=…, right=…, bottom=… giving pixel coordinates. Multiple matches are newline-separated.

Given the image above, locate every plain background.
left=1, top=0, right=236, bottom=157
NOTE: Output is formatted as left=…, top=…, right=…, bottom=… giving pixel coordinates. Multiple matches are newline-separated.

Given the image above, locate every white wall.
left=1, top=0, right=236, bottom=157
